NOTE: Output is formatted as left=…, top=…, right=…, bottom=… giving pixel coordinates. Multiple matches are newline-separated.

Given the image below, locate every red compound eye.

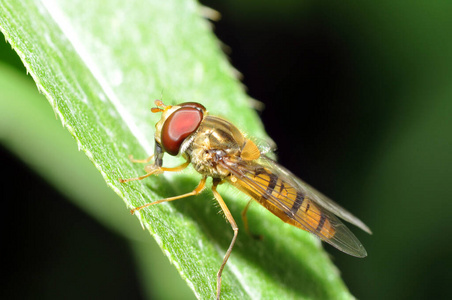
left=161, top=107, right=203, bottom=155
left=178, top=102, right=206, bottom=112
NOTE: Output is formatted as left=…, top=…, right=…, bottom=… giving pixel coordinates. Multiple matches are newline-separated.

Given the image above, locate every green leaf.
left=1, top=0, right=354, bottom=299
left=0, top=60, right=196, bottom=299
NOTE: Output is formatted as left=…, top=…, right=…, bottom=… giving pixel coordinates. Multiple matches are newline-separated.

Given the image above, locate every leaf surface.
left=0, top=1, right=353, bottom=298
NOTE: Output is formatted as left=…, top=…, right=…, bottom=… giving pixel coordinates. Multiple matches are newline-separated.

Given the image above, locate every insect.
left=119, top=100, right=371, bottom=299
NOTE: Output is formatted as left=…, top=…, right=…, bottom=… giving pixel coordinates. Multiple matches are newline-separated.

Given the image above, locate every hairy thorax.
left=181, top=115, right=246, bottom=179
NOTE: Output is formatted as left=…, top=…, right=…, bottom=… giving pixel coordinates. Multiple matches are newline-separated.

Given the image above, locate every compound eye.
left=161, top=107, right=203, bottom=155
left=178, top=102, right=206, bottom=112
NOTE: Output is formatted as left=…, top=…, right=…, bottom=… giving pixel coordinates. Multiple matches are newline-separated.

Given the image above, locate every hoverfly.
left=119, top=100, right=371, bottom=299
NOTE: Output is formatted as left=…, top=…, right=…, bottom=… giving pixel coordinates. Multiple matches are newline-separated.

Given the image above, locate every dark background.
left=202, top=2, right=452, bottom=299
left=2, top=1, right=451, bottom=299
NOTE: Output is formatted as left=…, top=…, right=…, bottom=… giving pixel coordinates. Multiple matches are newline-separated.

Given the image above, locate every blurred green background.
left=2, top=1, right=451, bottom=299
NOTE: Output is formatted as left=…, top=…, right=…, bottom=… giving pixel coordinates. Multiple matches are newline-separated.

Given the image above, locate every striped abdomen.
left=228, top=167, right=336, bottom=239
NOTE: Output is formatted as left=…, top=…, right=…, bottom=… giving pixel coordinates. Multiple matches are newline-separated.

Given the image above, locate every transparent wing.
left=221, top=155, right=370, bottom=257
left=260, top=156, right=372, bottom=235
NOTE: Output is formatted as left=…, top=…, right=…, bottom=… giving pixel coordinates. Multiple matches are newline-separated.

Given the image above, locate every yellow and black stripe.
left=229, top=166, right=335, bottom=239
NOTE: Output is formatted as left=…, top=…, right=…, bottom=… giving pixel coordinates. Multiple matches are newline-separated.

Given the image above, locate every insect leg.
left=118, top=160, right=190, bottom=183
left=130, top=176, right=207, bottom=214
left=241, top=199, right=262, bottom=240
left=158, top=161, right=190, bottom=172
left=128, top=154, right=154, bottom=163
left=212, top=179, right=238, bottom=300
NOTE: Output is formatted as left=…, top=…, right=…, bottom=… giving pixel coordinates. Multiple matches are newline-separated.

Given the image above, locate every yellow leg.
left=118, top=160, right=190, bottom=183
left=131, top=177, right=207, bottom=214
left=212, top=180, right=238, bottom=300
left=241, top=200, right=262, bottom=240
left=241, top=199, right=253, bottom=235
left=128, top=154, right=154, bottom=163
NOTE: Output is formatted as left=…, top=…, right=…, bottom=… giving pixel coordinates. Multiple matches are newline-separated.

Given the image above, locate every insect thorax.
left=181, top=115, right=245, bottom=178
